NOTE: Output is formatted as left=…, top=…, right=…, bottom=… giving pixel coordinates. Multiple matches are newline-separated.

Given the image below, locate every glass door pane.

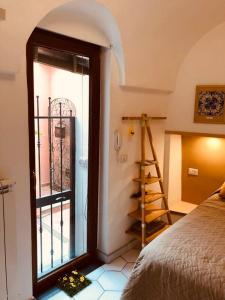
left=33, top=47, right=90, bottom=278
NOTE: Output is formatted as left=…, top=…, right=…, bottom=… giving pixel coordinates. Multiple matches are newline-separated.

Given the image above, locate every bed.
left=121, top=189, right=225, bottom=300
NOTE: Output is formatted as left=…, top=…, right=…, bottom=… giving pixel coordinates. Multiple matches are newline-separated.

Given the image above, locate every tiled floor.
left=39, top=248, right=140, bottom=300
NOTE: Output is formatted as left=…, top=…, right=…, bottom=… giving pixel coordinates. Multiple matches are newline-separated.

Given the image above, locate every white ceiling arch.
left=0, top=0, right=125, bottom=83
left=1, top=0, right=225, bottom=90
left=38, top=0, right=125, bottom=84
left=99, top=0, right=225, bottom=91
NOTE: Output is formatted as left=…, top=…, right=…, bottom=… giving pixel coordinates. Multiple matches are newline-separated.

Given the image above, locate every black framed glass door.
left=27, top=28, right=100, bottom=296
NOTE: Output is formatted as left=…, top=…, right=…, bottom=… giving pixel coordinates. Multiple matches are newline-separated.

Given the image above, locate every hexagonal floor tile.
left=86, top=266, right=105, bottom=281
left=102, top=257, right=126, bottom=271
left=122, top=262, right=135, bottom=278
left=98, top=271, right=128, bottom=291
left=99, top=291, right=123, bottom=300
left=74, top=281, right=104, bottom=300
left=121, top=249, right=139, bottom=263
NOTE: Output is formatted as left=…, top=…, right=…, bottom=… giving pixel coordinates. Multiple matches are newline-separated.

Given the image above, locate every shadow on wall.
left=182, top=136, right=225, bottom=205
left=164, top=134, right=225, bottom=212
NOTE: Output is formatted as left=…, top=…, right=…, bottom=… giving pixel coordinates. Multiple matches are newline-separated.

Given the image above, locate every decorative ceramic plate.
left=194, top=85, right=225, bottom=124
left=198, top=91, right=225, bottom=117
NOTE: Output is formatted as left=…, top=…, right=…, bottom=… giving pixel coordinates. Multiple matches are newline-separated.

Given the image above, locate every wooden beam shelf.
left=126, top=224, right=171, bottom=243
left=135, top=160, right=158, bottom=166
left=133, top=176, right=161, bottom=184
left=122, top=116, right=167, bottom=121
left=128, top=208, right=168, bottom=223
left=141, top=203, right=163, bottom=211
left=145, top=193, right=166, bottom=203
left=133, top=192, right=165, bottom=204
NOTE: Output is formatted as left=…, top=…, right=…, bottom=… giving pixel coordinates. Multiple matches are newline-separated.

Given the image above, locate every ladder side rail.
left=145, top=119, right=172, bottom=225
left=141, top=114, right=146, bottom=247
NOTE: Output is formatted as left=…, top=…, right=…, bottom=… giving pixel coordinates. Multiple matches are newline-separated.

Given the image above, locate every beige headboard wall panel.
left=182, top=136, right=225, bottom=205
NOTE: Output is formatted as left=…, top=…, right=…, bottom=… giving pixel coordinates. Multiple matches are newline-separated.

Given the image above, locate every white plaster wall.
left=167, top=22, right=225, bottom=134
left=0, top=58, right=32, bottom=299
left=39, top=6, right=109, bottom=48
left=166, top=135, right=182, bottom=208
left=105, top=55, right=169, bottom=253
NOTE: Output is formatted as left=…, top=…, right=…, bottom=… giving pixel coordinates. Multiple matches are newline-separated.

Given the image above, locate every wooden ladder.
left=123, top=114, right=172, bottom=248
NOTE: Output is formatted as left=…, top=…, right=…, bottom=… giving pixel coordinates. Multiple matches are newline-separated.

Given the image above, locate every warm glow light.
left=206, top=137, right=222, bottom=149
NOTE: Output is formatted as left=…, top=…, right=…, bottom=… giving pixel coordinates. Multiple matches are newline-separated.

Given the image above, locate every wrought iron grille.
left=35, top=96, right=76, bottom=277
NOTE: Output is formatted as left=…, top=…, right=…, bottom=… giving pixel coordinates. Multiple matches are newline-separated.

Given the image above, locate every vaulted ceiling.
left=1, top=0, right=225, bottom=90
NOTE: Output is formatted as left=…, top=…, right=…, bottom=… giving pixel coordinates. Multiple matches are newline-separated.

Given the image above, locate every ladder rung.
left=144, top=203, right=163, bottom=210
left=133, top=177, right=161, bottom=184
left=140, top=193, right=165, bottom=203
left=135, top=160, right=158, bottom=166
left=131, top=190, right=156, bottom=198
left=144, top=203, right=164, bottom=210
left=126, top=224, right=170, bottom=243
left=128, top=208, right=168, bottom=223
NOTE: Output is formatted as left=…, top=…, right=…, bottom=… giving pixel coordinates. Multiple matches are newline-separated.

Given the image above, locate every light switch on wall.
left=119, top=153, right=128, bottom=163
left=188, top=168, right=199, bottom=176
